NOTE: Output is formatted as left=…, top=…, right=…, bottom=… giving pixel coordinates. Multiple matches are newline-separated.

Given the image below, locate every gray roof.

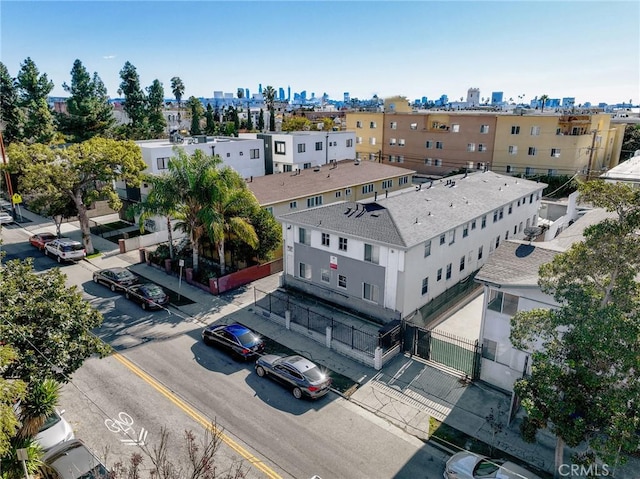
left=278, top=171, right=545, bottom=248
left=600, top=154, right=640, bottom=183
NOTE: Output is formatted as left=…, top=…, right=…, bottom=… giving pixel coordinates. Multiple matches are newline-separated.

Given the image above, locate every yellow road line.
left=113, top=352, right=281, bottom=479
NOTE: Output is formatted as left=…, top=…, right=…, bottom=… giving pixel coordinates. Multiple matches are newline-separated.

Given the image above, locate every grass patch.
left=86, top=250, right=101, bottom=259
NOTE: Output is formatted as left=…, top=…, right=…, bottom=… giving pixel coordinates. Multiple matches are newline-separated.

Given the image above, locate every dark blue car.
left=202, top=323, right=265, bottom=360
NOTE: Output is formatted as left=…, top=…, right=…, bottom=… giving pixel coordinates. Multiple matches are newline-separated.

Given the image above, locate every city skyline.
left=2, top=1, right=638, bottom=105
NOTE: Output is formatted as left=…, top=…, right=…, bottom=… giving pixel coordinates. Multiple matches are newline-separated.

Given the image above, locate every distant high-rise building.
left=279, top=87, right=285, bottom=101
left=258, top=84, right=263, bottom=94
left=287, top=86, right=291, bottom=102
left=562, top=97, right=576, bottom=108
left=344, top=92, right=350, bottom=103
left=491, top=92, right=503, bottom=105
left=300, top=90, right=307, bottom=102
left=421, top=96, right=428, bottom=105
left=245, top=88, right=250, bottom=99
left=467, top=88, right=480, bottom=106
left=213, top=91, right=223, bottom=99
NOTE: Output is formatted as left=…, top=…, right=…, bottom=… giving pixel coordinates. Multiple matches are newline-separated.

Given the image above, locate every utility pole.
left=585, top=129, right=598, bottom=181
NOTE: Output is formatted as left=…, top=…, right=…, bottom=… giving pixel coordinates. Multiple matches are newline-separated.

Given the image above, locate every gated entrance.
left=402, top=321, right=482, bottom=379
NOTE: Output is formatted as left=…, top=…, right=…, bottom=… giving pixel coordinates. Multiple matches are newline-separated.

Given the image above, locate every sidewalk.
left=13, top=208, right=639, bottom=479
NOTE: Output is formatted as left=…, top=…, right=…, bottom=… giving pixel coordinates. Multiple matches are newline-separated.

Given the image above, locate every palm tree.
left=201, top=167, right=259, bottom=275
left=130, top=173, right=180, bottom=260
left=170, top=76, right=185, bottom=107
left=539, top=94, right=549, bottom=113
left=17, top=379, right=61, bottom=439
left=263, top=85, right=276, bottom=131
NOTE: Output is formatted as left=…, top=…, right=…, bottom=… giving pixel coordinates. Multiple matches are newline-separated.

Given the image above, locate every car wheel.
left=57, top=255, right=62, bottom=263
left=125, top=292, right=131, bottom=299
left=293, top=387, right=303, bottom=399
left=93, top=276, right=98, bottom=283
left=110, top=284, right=116, bottom=292
left=44, top=249, right=49, bottom=256
left=256, top=366, right=266, bottom=377
left=141, top=302, right=147, bottom=310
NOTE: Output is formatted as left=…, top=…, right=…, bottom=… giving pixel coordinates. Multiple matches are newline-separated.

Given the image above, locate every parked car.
left=0, top=211, right=14, bottom=224
left=202, top=323, right=265, bottom=360
left=93, top=267, right=138, bottom=292
left=444, top=452, right=542, bottom=479
left=29, top=232, right=58, bottom=250
left=43, top=439, right=110, bottom=479
left=35, top=409, right=75, bottom=452
left=255, top=354, right=332, bottom=399
left=125, top=283, right=169, bottom=310
left=44, top=239, right=86, bottom=263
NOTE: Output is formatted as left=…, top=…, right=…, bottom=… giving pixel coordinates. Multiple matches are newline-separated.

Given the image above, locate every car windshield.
left=236, top=331, right=259, bottom=346
left=115, top=270, right=133, bottom=279
left=474, top=459, right=502, bottom=476
left=38, top=412, right=61, bottom=432
left=77, top=465, right=110, bottom=479
left=143, top=285, right=165, bottom=299
left=62, top=243, right=84, bottom=252
left=302, top=365, right=325, bottom=382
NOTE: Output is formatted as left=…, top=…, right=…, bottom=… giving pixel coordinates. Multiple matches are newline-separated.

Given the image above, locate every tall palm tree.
left=263, top=85, right=276, bottom=131
left=539, top=94, right=549, bottom=113
left=170, top=76, right=185, bottom=107
left=201, top=167, right=258, bottom=275
left=130, top=173, right=180, bottom=260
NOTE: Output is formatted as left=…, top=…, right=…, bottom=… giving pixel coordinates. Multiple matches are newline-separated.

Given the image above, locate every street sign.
left=11, top=193, right=22, bottom=204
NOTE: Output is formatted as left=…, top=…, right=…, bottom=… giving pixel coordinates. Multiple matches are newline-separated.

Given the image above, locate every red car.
left=29, top=232, right=58, bottom=250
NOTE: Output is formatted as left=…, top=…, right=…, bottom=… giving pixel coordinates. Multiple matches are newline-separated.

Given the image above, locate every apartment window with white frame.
left=511, top=126, right=520, bottom=135
left=525, top=167, right=534, bottom=175
left=528, top=147, right=536, bottom=156
left=356, top=120, right=362, bottom=128
left=448, top=230, right=455, bottom=245
left=390, top=121, right=397, bottom=129
left=345, top=188, right=352, bottom=196
left=479, top=144, right=487, bottom=152
left=303, top=162, right=311, bottom=169
left=289, top=201, right=297, bottom=209
left=548, top=169, right=557, bottom=176
left=362, top=184, right=374, bottom=194
left=437, top=268, right=442, bottom=281
left=463, top=224, right=469, bottom=237
left=436, top=141, right=443, bottom=149
left=156, top=157, right=170, bottom=170
left=478, top=245, right=483, bottom=260
left=321, top=269, right=330, bottom=283
left=551, top=148, right=561, bottom=157
left=482, top=339, right=497, bottom=361
left=298, top=144, right=306, bottom=153
left=250, top=149, right=260, bottom=159
left=440, top=234, right=446, bottom=245
left=382, top=179, right=393, bottom=189
left=226, top=153, right=231, bottom=158
left=508, top=145, right=518, bottom=155
left=487, top=290, right=519, bottom=315
left=424, top=240, right=431, bottom=257
left=435, top=158, right=442, bottom=167
left=421, top=277, right=429, bottom=295
left=467, top=143, right=475, bottom=152
left=307, top=196, right=323, bottom=207
left=370, top=121, right=377, bottom=128
left=275, top=141, right=286, bottom=154
left=321, top=233, right=330, bottom=247
left=389, top=138, right=397, bottom=146
left=335, top=191, right=342, bottom=198
left=399, top=176, right=408, bottom=185
left=298, top=227, right=309, bottom=245
left=459, top=255, right=465, bottom=271
left=369, top=137, right=376, bottom=145
left=315, top=142, right=323, bottom=151
left=446, top=263, right=452, bottom=280
left=451, top=124, right=460, bottom=132
left=363, top=283, right=379, bottom=302
left=239, top=151, right=243, bottom=156
left=481, top=215, right=487, bottom=228
left=346, top=138, right=353, bottom=147
left=530, top=126, right=541, bottom=136
left=338, top=275, right=347, bottom=288
left=398, top=139, right=405, bottom=147
left=471, top=219, right=477, bottom=230
left=364, top=243, right=379, bottom=264
left=339, top=237, right=348, bottom=251
left=356, top=137, right=362, bottom=144
left=410, top=122, right=418, bottom=130
left=506, top=165, right=513, bottom=173
left=283, top=164, right=292, bottom=172
left=480, top=125, right=490, bottom=133
left=425, top=158, right=433, bottom=165
left=426, top=140, right=433, bottom=149
left=299, top=263, right=312, bottom=280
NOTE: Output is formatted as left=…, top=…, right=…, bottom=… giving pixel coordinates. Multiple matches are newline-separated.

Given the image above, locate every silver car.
left=35, top=409, right=75, bottom=451
left=255, top=354, right=332, bottom=399
left=444, top=452, right=541, bottom=479
left=44, top=439, right=109, bottom=479
left=44, top=239, right=86, bottom=263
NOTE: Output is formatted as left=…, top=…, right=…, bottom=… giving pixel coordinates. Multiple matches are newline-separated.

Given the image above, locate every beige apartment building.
left=345, top=112, right=385, bottom=162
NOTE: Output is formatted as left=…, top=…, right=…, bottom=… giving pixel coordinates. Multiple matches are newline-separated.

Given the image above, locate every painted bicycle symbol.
left=104, top=411, right=147, bottom=446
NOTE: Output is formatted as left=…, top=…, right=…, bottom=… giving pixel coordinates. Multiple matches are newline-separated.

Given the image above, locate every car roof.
left=34, top=232, right=56, bottom=237
left=225, top=323, right=252, bottom=335
left=44, top=439, right=107, bottom=479
left=102, top=267, right=127, bottom=273
left=55, top=239, right=82, bottom=245
left=284, top=355, right=317, bottom=372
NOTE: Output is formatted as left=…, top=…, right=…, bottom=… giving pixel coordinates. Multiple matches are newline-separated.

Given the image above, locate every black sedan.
left=124, top=283, right=169, bottom=310
left=93, top=267, right=138, bottom=292
left=202, top=323, right=265, bottom=360
left=255, top=354, right=332, bottom=399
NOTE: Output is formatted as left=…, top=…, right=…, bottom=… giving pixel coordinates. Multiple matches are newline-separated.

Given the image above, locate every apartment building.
left=345, top=112, right=385, bottom=162
left=279, top=171, right=546, bottom=324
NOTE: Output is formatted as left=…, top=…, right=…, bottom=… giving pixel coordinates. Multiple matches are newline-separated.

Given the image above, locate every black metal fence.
left=254, top=288, right=400, bottom=357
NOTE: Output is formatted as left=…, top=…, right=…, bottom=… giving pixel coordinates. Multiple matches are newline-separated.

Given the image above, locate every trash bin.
left=139, top=248, right=146, bottom=264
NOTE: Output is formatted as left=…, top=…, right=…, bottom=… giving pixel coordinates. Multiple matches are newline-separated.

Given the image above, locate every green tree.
left=201, top=166, right=258, bottom=275
left=281, top=116, right=311, bottom=132
left=231, top=207, right=281, bottom=264
left=539, top=94, right=549, bottom=113
left=204, top=103, right=215, bottom=135
left=146, top=79, right=167, bottom=138
left=621, top=124, right=640, bottom=160
left=262, top=85, right=276, bottom=132
left=119, top=61, right=147, bottom=138
left=257, top=108, right=265, bottom=131
left=0, top=259, right=108, bottom=383
left=58, top=59, right=115, bottom=142
left=0, top=62, right=23, bottom=145
left=185, top=96, right=204, bottom=135
left=27, top=191, right=77, bottom=238
left=0, top=346, right=26, bottom=458
left=6, top=138, right=146, bottom=255
left=246, top=103, right=253, bottom=131
left=15, top=57, right=56, bottom=144
left=170, top=76, right=185, bottom=107
left=510, top=180, right=640, bottom=477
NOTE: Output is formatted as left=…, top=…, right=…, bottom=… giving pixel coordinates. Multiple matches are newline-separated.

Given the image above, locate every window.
left=346, top=138, right=353, bottom=147
left=362, top=184, right=374, bottom=194
left=298, top=143, right=306, bottom=153
left=493, top=210, right=499, bottom=223
left=482, top=339, right=497, bottom=361
left=315, top=142, right=323, bottom=151
left=528, top=147, right=536, bottom=156
left=398, top=139, right=405, bottom=147
left=495, top=235, right=500, bottom=249
left=369, top=137, right=376, bottom=145
left=548, top=168, right=557, bottom=176
left=250, top=149, right=260, bottom=159
left=356, top=137, right=362, bottom=144
left=339, top=237, right=348, bottom=251
left=364, top=243, right=379, bottom=263
left=459, top=255, right=465, bottom=271
left=390, top=121, right=397, bottom=129
left=446, top=263, right=452, bottom=280
left=437, top=268, right=442, bottom=281
left=303, top=162, right=311, bottom=169
left=426, top=140, right=433, bottom=149
left=467, top=143, right=476, bottom=152
left=508, top=145, right=518, bottom=155
left=435, top=158, right=442, bottom=167
left=156, top=157, right=170, bottom=170
left=487, top=290, right=519, bottom=315
left=321, top=269, right=330, bottom=283
left=449, top=230, right=456, bottom=245
left=382, top=179, right=393, bottom=189
left=370, top=121, right=377, bottom=128
left=363, top=283, right=378, bottom=302
left=499, top=208, right=504, bottom=220
left=479, top=144, right=487, bottom=152
left=506, top=165, right=513, bottom=173
left=321, top=233, right=330, bottom=247
left=307, top=196, right=322, bottom=207
left=370, top=153, right=377, bottom=161
left=424, top=240, right=431, bottom=257
left=439, top=234, right=446, bottom=245
left=463, top=224, right=469, bottom=237
left=299, top=263, right=311, bottom=279
left=471, top=219, right=477, bottom=230
left=338, top=275, right=347, bottom=288
left=421, top=277, right=429, bottom=295
left=480, top=125, right=489, bottom=133
left=436, top=141, right=443, bottom=149
left=389, top=138, right=397, bottom=146
left=525, top=167, right=534, bottom=175
left=551, top=148, right=561, bottom=157
left=511, top=126, right=520, bottom=135
left=265, top=206, right=273, bottom=215
left=239, top=151, right=244, bottom=156
left=478, top=246, right=483, bottom=260
left=425, top=158, right=432, bottom=166
left=530, top=126, right=541, bottom=136
left=275, top=141, right=286, bottom=154
left=289, top=201, right=297, bottom=209
left=335, top=191, right=342, bottom=198
left=226, top=153, right=231, bottom=158
left=345, top=188, right=352, bottom=196
left=410, top=122, right=418, bottom=130
left=451, top=124, right=460, bottom=132
left=298, top=228, right=309, bottom=245
left=356, top=120, right=362, bottom=128
left=283, top=164, right=292, bottom=172
left=399, top=176, right=408, bottom=185
left=529, top=194, right=534, bottom=204
left=481, top=215, right=487, bottom=229
left=508, top=204, right=513, bottom=214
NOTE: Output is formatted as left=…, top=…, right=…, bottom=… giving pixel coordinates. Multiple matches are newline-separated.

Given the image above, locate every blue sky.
left=2, top=1, right=638, bottom=105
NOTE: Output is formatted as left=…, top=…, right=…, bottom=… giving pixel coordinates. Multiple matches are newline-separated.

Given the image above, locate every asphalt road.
left=2, top=224, right=451, bottom=479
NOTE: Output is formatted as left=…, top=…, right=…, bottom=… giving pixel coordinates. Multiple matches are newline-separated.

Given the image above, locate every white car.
left=35, top=409, right=75, bottom=451
left=44, top=239, right=86, bottom=263
left=0, top=211, right=14, bottom=224
left=43, top=439, right=109, bottom=479
left=444, top=452, right=541, bottom=479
